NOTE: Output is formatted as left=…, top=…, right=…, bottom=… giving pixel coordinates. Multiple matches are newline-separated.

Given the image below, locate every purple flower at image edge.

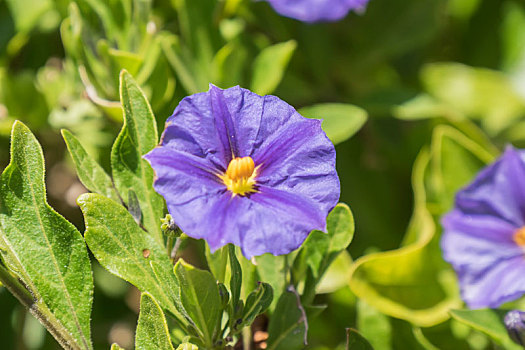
left=441, top=146, right=525, bottom=308
left=144, top=85, right=340, bottom=259
left=265, top=0, right=370, bottom=23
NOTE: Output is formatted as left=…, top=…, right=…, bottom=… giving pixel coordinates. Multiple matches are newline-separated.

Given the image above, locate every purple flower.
left=144, top=85, right=339, bottom=258
left=441, top=146, right=525, bottom=308
left=264, top=0, right=369, bottom=23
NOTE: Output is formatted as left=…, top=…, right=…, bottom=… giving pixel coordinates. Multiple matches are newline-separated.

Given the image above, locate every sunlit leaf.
left=300, top=104, right=368, bottom=145
left=111, top=70, right=165, bottom=244
left=357, top=300, right=391, bottom=350
left=62, top=129, right=120, bottom=203
left=251, top=40, right=297, bottom=95
left=421, top=63, right=525, bottom=135
left=174, top=260, right=222, bottom=348
left=0, top=121, right=93, bottom=349
left=136, top=292, right=175, bottom=350
left=450, top=309, right=521, bottom=350
left=78, top=193, right=187, bottom=326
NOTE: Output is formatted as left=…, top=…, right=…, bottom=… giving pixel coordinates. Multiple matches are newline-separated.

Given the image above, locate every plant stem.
left=166, top=236, right=174, bottom=258
left=171, top=237, right=182, bottom=260
left=242, top=326, right=252, bottom=350
left=0, top=264, right=34, bottom=308
left=0, top=264, right=84, bottom=350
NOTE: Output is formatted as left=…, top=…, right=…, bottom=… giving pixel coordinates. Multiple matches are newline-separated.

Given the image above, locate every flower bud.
left=160, top=214, right=180, bottom=238
left=504, top=310, right=525, bottom=346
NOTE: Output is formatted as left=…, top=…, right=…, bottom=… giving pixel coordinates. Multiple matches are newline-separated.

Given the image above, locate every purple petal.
left=442, top=209, right=517, bottom=243
left=195, top=187, right=326, bottom=258
left=254, top=117, right=339, bottom=216
left=265, top=0, right=369, bottom=23
left=144, top=147, right=225, bottom=211
left=160, top=88, right=232, bottom=170
left=454, top=146, right=525, bottom=227
left=460, top=256, right=525, bottom=309
left=441, top=145, right=525, bottom=308
left=441, top=227, right=525, bottom=308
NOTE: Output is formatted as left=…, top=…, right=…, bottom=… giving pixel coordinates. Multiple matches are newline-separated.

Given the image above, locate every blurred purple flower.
left=144, top=85, right=339, bottom=258
left=442, top=146, right=525, bottom=308
left=265, top=0, right=369, bottom=23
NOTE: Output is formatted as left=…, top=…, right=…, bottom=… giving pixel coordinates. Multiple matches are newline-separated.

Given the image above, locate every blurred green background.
left=1, top=0, right=525, bottom=348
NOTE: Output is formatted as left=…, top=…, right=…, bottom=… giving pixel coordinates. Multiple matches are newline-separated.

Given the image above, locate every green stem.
left=0, top=264, right=34, bottom=309
left=242, top=326, right=252, bottom=350
left=166, top=236, right=174, bottom=259
left=0, top=264, right=84, bottom=350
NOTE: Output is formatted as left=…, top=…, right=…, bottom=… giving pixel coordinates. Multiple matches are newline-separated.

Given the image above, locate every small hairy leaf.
left=136, top=292, right=174, bottom=350
left=61, top=129, right=120, bottom=202
left=111, top=70, right=164, bottom=244
left=0, top=121, right=93, bottom=349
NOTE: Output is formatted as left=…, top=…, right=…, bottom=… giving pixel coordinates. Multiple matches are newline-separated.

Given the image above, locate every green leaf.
left=175, top=343, right=199, bottom=350
left=450, top=309, right=522, bottom=350
left=357, top=300, right=391, bottom=350
left=299, top=104, right=368, bottom=145
left=0, top=121, right=93, bottom=349
left=393, top=93, right=459, bottom=121
left=266, top=288, right=324, bottom=350
left=315, top=250, right=353, bottom=294
left=78, top=193, right=186, bottom=326
left=174, top=260, right=222, bottom=348
left=110, top=344, right=125, bottom=350
left=61, top=129, right=120, bottom=203
left=241, top=282, right=273, bottom=327
left=5, top=0, right=56, bottom=33
left=250, top=40, right=297, bottom=95
left=161, top=35, right=201, bottom=94
left=502, top=2, right=525, bottom=72
left=254, top=254, right=286, bottom=312
left=421, top=63, right=525, bottom=135
left=205, top=244, right=229, bottom=283
left=228, top=244, right=242, bottom=310
left=170, top=0, right=220, bottom=93
left=346, top=329, right=374, bottom=350
left=108, top=49, right=143, bottom=77
left=111, top=70, right=165, bottom=244
left=136, top=292, right=175, bottom=350
left=295, top=203, right=355, bottom=289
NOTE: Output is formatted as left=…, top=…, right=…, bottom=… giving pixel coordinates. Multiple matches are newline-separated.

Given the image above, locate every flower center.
left=513, top=227, right=525, bottom=246
left=220, top=156, right=257, bottom=196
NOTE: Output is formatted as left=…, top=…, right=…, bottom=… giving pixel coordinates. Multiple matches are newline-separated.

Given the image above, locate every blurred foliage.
left=1, top=0, right=525, bottom=348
